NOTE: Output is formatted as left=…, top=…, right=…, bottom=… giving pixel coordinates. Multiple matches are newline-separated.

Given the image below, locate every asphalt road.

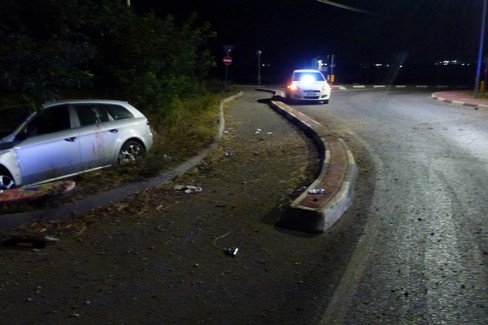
left=0, top=90, right=339, bottom=324
left=290, top=88, right=488, bottom=324
left=0, top=88, right=486, bottom=324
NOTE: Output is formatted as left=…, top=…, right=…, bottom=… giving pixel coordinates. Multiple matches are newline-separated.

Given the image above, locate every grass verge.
left=0, top=91, right=227, bottom=215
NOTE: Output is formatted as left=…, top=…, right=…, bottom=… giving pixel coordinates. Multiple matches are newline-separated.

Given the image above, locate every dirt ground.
left=0, top=91, right=366, bottom=324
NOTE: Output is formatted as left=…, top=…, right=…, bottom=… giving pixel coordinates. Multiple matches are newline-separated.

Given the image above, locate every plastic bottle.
left=308, top=188, right=325, bottom=194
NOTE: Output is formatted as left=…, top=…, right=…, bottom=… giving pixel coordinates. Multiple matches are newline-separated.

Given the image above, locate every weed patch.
left=0, top=92, right=224, bottom=215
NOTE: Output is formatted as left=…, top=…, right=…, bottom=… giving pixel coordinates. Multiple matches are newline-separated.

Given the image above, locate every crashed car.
left=0, top=99, right=153, bottom=189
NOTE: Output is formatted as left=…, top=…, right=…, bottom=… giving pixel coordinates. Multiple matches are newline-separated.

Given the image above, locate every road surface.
left=0, top=88, right=486, bottom=324
left=294, top=88, right=488, bottom=324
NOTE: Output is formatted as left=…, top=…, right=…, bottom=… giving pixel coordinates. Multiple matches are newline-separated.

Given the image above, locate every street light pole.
left=475, top=0, right=487, bottom=96
left=256, top=50, right=262, bottom=86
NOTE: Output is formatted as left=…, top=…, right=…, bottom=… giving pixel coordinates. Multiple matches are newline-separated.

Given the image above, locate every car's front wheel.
left=0, top=168, right=15, bottom=190
left=118, top=140, right=145, bottom=165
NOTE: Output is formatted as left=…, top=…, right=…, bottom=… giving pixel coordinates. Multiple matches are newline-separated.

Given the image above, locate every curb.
left=258, top=91, right=357, bottom=233
left=0, top=92, right=244, bottom=231
left=335, top=84, right=468, bottom=90
left=432, top=92, right=488, bottom=109
left=347, top=84, right=449, bottom=89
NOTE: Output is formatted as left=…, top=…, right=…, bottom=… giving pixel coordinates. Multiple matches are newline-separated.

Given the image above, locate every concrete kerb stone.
left=0, top=92, right=244, bottom=232
left=268, top=100, right=357, bottom=233
left=432, top=92, right=488, bottom=110
left=256, top=88, right=357, bottom=233
left=283, top=139, right=357, bottom=233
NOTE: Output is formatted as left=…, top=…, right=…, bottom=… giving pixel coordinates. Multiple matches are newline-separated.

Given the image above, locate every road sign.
left=223, top=45, right=234, bottom=55
left=223, top=56, right=232, bottom=66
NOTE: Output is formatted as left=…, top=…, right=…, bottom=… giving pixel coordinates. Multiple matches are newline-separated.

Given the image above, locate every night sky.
left=133, top=0, right=483, bottom=80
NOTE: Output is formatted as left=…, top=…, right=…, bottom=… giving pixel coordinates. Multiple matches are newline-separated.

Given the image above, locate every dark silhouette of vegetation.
left=0, top=0, right=216, bottom=114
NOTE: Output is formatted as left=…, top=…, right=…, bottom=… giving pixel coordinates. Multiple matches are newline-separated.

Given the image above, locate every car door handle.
left=109, top=129, right=119, bottom=134
left=64, top=136, right=78, bottom=142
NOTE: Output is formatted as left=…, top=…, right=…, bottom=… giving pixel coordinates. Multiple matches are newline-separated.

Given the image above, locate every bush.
left=0, top=0, right=216, bottom=112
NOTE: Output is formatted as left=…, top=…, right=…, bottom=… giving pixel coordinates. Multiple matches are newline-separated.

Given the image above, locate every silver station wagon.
left=0, top=99, right=153, bottom=189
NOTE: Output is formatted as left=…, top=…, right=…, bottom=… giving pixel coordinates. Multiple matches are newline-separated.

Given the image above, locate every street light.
left=475, top=0, right=487, bottom=96
left=256, top=50, right=262, bottom=86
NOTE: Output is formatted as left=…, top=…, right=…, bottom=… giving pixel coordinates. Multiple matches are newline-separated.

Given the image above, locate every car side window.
left=27, top=105, right=71, bottom=136
left=105, top=104, right=134, bottom=120
left=75, top=104, right=110, bottom=126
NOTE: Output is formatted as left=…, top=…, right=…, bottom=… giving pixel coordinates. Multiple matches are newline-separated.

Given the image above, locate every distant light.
left=435, top=59, right=467, bottom=66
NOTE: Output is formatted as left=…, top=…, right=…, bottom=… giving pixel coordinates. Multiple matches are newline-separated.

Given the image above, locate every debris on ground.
left=308, top=188, right=325, bottom=194
left=174, top=185, right=203, bottom=194
left=1, top=235, right=59, bottom=249
left=223, top=247, right=239, bottom=256
left=213, top=232, right=230, bottom=247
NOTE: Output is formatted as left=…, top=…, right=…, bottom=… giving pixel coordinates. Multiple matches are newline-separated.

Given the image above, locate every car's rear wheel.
left=118, top=140, right=145, bottom=165
left=0, top=168, right=15, bottom=190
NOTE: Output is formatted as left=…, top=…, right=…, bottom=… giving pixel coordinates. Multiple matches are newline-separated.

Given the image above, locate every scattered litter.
left=75, top=225, right=87, bottom=237
left=254, top=129, right=274, bottom=136
left=213, top=232, right=230, bottom=247
left=223, top=247, right=239, bottom=256
left=44, top=236, right=59, bottom=242
left=1, top=235, right=59, bottom=249
left=197, top=161, right=209, bottom=170
left=174, top=185, right=202, bottom=194
left=308, top=188, right=325, bottom=194
left=224, top=151, right=234, bottom=157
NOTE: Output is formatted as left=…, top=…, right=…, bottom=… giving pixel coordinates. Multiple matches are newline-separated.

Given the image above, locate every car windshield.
left=292, top=72, right=325, bottom=82
left=0, top=106, right=32, bottom=138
